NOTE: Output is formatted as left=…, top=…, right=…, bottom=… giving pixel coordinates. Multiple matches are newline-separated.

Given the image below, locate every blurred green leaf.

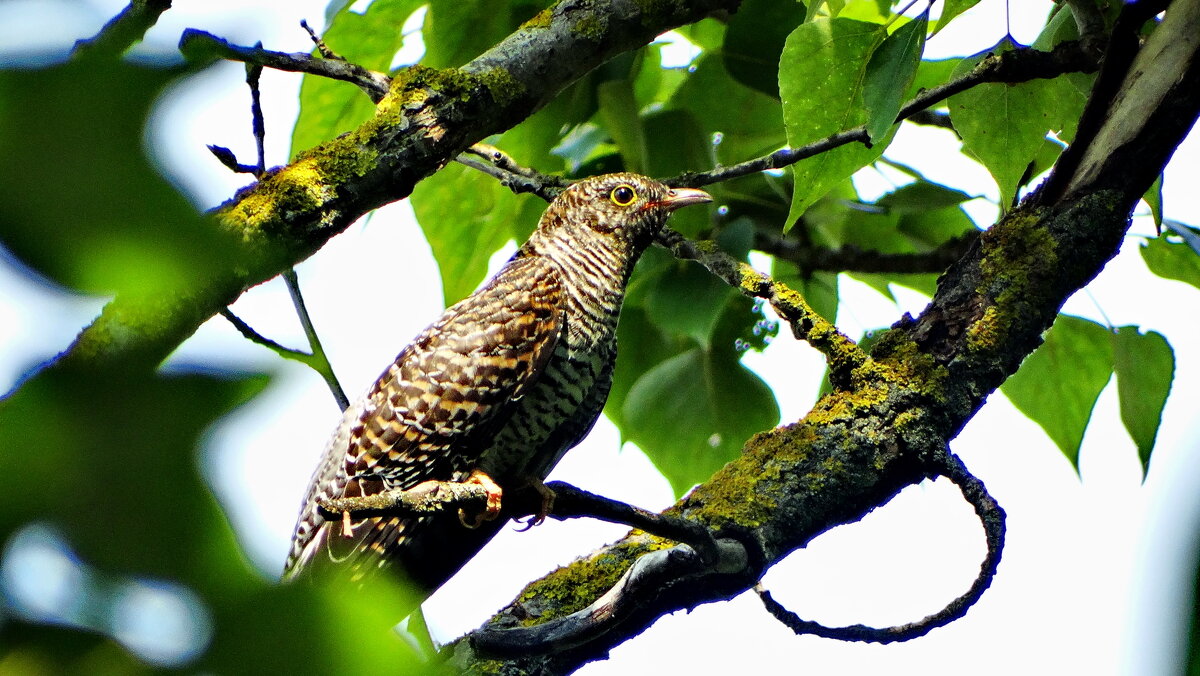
left=1140, top=235, right=1200, bottom=290
left=722, top=0, right=804, bottom=99
left=606, top=305, right=679, bottom=430
left=669, top=55, right=786, bottom=166
left=623, top=298, right=780, bottom=496
left=933, top=0, right=982, bottom=34
left=643, top=109, right=711, bottom=237
left=0, top=59, right=232, bottom=297
left=780, top=18, right=889, bottom=229
left=1112, top=327, right=1174, bottom=475
left=643, top=261, right=737, bottom=349
left=597, top=79, right=646, bottom=173
left=291, top=0, right=424, bottom=155
left=411, top=163, right=540, bottom=306
left=424, top=0, right=543, bottom=68
left=1001, top=315, right=1113, bottom=470
left=863, top=11, right=927, bottom=142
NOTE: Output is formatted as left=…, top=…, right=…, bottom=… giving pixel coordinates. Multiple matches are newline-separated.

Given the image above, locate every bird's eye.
left=610, top=184, right=637, bottom=206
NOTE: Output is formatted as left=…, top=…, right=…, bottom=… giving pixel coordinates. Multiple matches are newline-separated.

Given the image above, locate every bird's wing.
left=284, top=255, right=564, bottom=579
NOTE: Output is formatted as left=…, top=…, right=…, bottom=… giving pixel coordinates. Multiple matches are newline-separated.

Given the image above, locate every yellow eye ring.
left=610, top=184, right=637, bottom=206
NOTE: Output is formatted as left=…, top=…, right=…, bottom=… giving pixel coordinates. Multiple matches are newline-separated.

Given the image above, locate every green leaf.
left=1140, top=235, right=1200, bottom=290
left=597, top=79, right=646, bottom=173
left=780, top=18, right=889, bottom=229
left=863, top=11, right=928, bottom=142
left=642, top=109, right=711, bottom=237
left=622, top=298, right=780, bottom=496
left=721, top=0, right=805, bottom=99
left=948, top=39, right=1079, bottom=210
left=424, top=0, right=543, bottom=68
left=1112, top=327, right=1174, bottom=475
left=933, top=0, right=983, bottom=34
left=669, top=54, right=786, bottom=166
left=0, top=59, right=232, bottom=297
left=878, top=180, right=976, bottom=213
left=1144, top=174, right=1164, bottom=229
left=410, top=164, right=539, bottom=306
left=643, top=261, right=737, bottom=349
left=606, top=305, right=680, bottom=431
left=291, top=0, right=424, bottom=156
left=1001, top=315, right=1114, bottom=470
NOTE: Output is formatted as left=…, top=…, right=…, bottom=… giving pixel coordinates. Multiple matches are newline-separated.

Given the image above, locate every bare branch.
left=72, top=0, right=172, bottom=58
left=282, top=269, right=348, bottom=411
left=757, top=230, right=979, bottom=275
left=178, top=29, right=391, bottom=103
left=666, top=39, right=1100, bottom=189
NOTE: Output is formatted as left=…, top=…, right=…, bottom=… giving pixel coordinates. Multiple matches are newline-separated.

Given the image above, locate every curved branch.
left=756, top=451, right=1005, bottom=644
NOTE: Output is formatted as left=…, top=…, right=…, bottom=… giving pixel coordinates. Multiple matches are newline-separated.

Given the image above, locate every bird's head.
left=532, top=173, right=712, bottom=257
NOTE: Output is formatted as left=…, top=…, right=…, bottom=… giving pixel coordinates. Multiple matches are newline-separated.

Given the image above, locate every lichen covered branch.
left=72, top=0, right=173, bottom=58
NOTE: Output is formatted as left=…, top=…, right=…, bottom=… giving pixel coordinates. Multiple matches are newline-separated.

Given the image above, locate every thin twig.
left=220, top=309, right=316, bottom=363
left=455, top=143, right=569, bottom=200
left=207, top=145, right=260, bottom=174
left=756, top=230, right=979, bottom=275
left=300, top=19, right=342, bottom=60
left=665, top=39, right=1099, bottom=189
left=756, top=450, right=1005, bottom=644
left=283, top=269, right=349, bottom=411
left=72, top=0, right=172, bottom=58
left=246, top=61, right=267, bottom=178
left=178, top=29, right=391, bottom=103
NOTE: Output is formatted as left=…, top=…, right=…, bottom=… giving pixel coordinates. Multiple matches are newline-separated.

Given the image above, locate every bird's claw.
left=458, top=469, right=503, bottom=529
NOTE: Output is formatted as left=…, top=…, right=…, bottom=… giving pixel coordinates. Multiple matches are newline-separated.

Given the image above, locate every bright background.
left=1, top=1, right=1198, bottom=674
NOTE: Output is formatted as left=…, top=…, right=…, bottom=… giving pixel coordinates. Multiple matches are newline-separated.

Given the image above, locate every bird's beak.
left=660, top=187, right=713, bottom=211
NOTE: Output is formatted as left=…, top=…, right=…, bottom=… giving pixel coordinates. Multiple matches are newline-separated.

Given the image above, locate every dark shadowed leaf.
left=1000, top=315, right=1113, bottom=471
left=722, top=0, right=804, bottom=99
left=1112, top=327, right=1174, bottom=475
left=597, top=79, right=646, bottom=173
left=863, top=11, right=927, bottom=142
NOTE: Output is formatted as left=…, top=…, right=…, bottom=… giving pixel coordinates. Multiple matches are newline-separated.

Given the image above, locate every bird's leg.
left=458, top=469, right=503, bottom=528
left=515, top=478, right=557, bottom=532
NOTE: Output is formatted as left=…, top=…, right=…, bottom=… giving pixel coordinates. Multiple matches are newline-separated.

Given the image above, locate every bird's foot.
left=515, top=479, right=556, bottom=532
left=458, top=469, right=503, bottom=529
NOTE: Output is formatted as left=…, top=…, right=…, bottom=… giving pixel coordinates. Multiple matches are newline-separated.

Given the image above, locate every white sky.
left=2, top=1, right=1199, bottom=674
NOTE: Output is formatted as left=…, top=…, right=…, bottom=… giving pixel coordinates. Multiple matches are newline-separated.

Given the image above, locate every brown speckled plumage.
left=283, top=173, right=711, bottom=582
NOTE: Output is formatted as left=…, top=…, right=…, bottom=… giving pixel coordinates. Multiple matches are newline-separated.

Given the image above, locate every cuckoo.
left=283, top=172, right=711, bottom=584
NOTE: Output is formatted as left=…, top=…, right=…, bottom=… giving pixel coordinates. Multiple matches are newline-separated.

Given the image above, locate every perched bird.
left=283, top=172, right=711, bottom=585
